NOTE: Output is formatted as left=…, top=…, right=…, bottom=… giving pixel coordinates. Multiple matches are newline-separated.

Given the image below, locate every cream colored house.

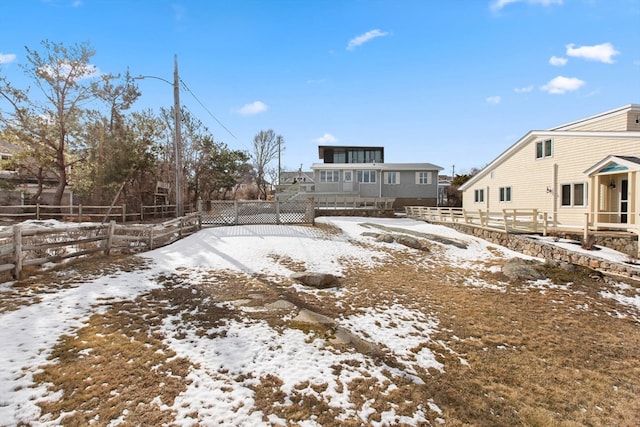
left=459, top=104, right=640, bottom=232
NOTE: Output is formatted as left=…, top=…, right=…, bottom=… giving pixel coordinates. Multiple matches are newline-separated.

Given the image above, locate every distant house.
left=279, top=169, right=315, bottom=193
left=459, top=104, right=640, bottom=232
left=310, top=145, right=443, bottom=208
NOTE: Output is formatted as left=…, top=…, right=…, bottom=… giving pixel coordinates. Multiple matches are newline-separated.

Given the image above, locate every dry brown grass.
left=8, top=225, right=640, bottom=426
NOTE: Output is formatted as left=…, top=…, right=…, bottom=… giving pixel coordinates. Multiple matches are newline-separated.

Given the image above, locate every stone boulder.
left=502, top=258, right=545, bottom=281
left=395, top=235, right=426, bottom=251
left=291, top=272, right=340, bottom=289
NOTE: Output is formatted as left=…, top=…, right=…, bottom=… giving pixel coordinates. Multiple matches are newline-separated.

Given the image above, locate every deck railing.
left=406, top=206, right=639, bottom=237
left=405, top=207, right=545, bottom=234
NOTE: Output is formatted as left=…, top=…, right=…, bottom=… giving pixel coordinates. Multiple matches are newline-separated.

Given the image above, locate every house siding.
left=559, top=113, right=628, bottom=131
left=311, top=164, right=440, bottom=207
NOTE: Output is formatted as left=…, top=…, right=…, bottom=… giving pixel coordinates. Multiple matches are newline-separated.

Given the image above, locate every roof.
left=584, top=155, right=640, bottom=176
left=550, top=104, right=640, bottom=131
left=0, top=140, right=20, bottom=155
left=459, top=104, right=640, bottom=191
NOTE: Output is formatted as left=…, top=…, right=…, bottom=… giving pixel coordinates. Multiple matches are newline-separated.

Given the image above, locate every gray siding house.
left=311, top=146, right=443, bottom=208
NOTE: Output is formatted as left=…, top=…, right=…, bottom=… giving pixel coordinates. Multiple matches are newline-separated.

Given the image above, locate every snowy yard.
left=1, top=216, right=639, bottom=426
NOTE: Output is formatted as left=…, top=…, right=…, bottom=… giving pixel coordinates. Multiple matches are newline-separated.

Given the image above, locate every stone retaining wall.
left=441, top=222, right=640, bottom=280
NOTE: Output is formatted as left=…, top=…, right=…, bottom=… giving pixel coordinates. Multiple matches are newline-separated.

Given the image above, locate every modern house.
left=310, top=145, right=443, bottom=208
left=459, top=104, right=640, bottom=232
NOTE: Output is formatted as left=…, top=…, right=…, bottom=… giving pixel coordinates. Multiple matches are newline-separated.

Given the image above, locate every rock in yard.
left=502, top=258, right=545, bottom=281
left=291, top=272, right=340, bottom=289
left=376, top=233, right=395, bottom=243
left=395, top=235, right=426, bottom=251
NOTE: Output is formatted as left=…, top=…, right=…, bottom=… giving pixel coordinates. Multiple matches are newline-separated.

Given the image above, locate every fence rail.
left=405, top=206, right=545, bottom=234
left=0, top=203, right=191, bottom=223
left=0, top=213, right=201, bottom=280
left=314, top=196, right=395, bottom=210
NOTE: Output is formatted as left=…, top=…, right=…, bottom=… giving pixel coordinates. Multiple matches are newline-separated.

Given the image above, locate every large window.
left=416, top=172, right=432, bottom=185
left=535, top=139, right=553, bottom=159
left=385, top=172, right=399, bottom=185
left=561, top=183, right=587, bottom=206
left=499, top=186, right=512, bottom=202
left=357, top=170, right=377, bottom=183
left=474, top=189, right=484, bottom=203
left=319, top=170, right=339, bottom=183
left=348, top=149, right=383, bottom=164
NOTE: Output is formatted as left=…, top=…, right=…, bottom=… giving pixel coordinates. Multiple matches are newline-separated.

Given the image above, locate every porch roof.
left=584, top=155, right=640, bottom=176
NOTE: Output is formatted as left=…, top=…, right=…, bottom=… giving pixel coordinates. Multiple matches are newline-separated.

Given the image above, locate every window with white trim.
left=416, top=172, right=432, bottom=185
left=499, top=186, right=512, bottom=202
left=344, top=171, right=352, bottom=182
left=385, top=172, right=399, bottom=185
left=535, top=139, right=552, bottom=159
left=561, top=183, right=587, bottom=207
left=319, top=170, right=339, bottom=183
left=474, top=189, right=484, bottom=203
left=357, top=170, right=377, bottom=183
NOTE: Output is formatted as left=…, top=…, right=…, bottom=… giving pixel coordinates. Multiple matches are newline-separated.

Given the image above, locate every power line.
left=178, top=78, right=238, bottom=140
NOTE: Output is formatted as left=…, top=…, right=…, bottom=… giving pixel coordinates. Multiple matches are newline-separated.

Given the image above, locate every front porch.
left=586, top=155, right=640, bottom=234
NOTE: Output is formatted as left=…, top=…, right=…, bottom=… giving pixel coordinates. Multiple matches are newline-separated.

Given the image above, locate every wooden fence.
left=405, top=206, right=546, bottom=234
left=0, top=203, right=191, bottom=223
left=0, top=213, right=201, bottom=280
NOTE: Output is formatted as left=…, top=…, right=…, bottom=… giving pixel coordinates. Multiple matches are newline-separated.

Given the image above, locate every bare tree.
left=251, top=129, right=283, bottom=200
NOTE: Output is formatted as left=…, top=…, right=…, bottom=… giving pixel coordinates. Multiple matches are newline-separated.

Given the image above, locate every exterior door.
left=620, top=179, right=628, bottom=223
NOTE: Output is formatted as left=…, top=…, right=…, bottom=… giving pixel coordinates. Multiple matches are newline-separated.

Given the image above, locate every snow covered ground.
left=1, top=216, right=639, bottom=426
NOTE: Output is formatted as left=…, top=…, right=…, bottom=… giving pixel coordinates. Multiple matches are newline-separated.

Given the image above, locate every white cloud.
left=491, top=0, right=563, bottom=11
left=347, top=29, right=389, bottom=51
left=39, top=62, right=100, bottom=80
left=314, top=133, right=338, bottom=144
left=549, top=56, right=567, bottom=66
left=236, top=101, right=268, bottom=116
left=514, top=85, right=533, bottom=93
left=485, top=96, right=502, bottom=105
left=566, top=42, right=619, bottom=63
left=540, top=76, right=585, bottom=94
left=0, top=53, right=16, bottom=64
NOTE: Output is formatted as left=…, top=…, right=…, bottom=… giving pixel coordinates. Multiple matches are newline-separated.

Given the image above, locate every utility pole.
left=277, top=135, right=282, bottom=185
left=174, top=55, right=183, bottom=217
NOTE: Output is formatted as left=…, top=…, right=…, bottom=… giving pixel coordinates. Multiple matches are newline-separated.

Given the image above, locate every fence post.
left=105, top=221, right=116, bottom=255
left=141, top=205, right=145, bottom=222
left=13, top=225, right=23, bottom=280
left=584, top=213, right=589, bottom=245
left=276, top=200, right=281, bottom=225
left=148, top=225, right=154, bottom=250
left=532, top=209, right=538, bottom=233
left=78, top=204, right=83, bottom=222
left=503, top=210, right=510, bottom=235
left=234, top=200, right=239, bottom=225
left=36, top=203, right=40, bottom=220
left=122, top=204, right=126, bottom=223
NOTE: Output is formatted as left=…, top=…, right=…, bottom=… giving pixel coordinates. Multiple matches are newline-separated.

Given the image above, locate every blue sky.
left=1, top=0, right=639, bottom=175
